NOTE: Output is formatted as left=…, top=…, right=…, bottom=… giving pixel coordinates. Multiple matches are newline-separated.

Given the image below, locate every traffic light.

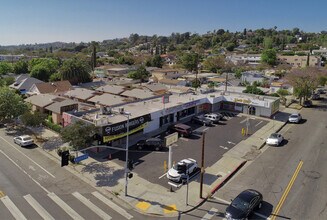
left=61, top=150, right=70, bottom=167
left=127, top=159, right=134, bottom=170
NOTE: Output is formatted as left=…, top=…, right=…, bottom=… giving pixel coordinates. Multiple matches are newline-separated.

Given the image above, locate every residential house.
left=181, top=73, right=217, bottom=84
left=270, top=82, right=293, bottom=94
left=63, top=88, right=97, bottom=103
left=151, top=69, right=186, bottom=82
left=158, top=78, right=187, bottom=87
left=28, top=80, right=72, bottom=95
left=88, top=93, right=126, bottom=107
left=241, top=71, right=269, bottom=85
left=95, top=85, right=125, bottom=95
left=9, top=74, right=43, bottom=94
left=143, top=83, right=168, bottom=94
left=45, top=98, right=78, bottom=125
left=25, top=94, right=78, bottom=125
left=277, top=55, right=321, bottom=68
left=226, top=54, right=261, bottom=66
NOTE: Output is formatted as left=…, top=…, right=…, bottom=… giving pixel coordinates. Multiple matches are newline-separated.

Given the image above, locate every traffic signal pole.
left=200, top=132, right=205, bottom=199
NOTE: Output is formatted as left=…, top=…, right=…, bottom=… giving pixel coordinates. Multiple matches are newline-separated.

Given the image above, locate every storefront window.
left=160, top=113, right=174, bottom=126
left=177, top=107, right=195, bottom=120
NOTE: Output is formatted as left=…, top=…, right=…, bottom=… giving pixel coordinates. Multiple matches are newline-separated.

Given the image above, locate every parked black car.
left=191, top=115, right=213, bottom=126
left=136, top=138, right=164, bottom=151
left=303, top=100, right=313, bottom=108
left=225, top=189, right=263, bottom=220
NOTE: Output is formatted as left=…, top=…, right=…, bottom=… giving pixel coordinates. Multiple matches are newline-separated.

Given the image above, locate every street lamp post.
left=124, top=113, right=130, bottom=196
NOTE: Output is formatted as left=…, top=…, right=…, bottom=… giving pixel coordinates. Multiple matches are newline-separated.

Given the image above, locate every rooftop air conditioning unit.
left=106, top=107, right=112, bottom=114
left=119, top=107, right=124, bottom=114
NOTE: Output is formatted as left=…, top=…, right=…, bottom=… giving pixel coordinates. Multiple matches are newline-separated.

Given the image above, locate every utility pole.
left=200, top=132, right=206, bottom=199
left=124, top=114, right=130, bottom=196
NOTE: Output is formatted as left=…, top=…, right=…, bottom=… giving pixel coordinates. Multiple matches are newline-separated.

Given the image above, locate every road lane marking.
left=72, top=192, right=112, bottom=220
left=227, top=141, right=236, bottom=145
left=201, top=207, right=218, bottom=220
left=270, top=160, right=303, bottom=220
left=24, top=194, right=55, bottom=220
left=48, top=192, right=84, bottom=220
left=0, top=136, right=55, bottom=178
left=92, top=191, right=133, bottom=219
left=255, top=121, right=263, bottom=127
left=1, top=196, right=27, bottom=220
left=219, top=146, right=228, bottom=150
left=0, top=149, right=50, bottom=194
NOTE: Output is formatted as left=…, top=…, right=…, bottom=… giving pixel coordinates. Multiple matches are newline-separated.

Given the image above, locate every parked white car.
left=13, top=135, right=34, bottom=146
left=288, top=113, right=302, bottom=123
left=204, top=113, right=223, bottom=123
left=266, top=133, right=284, bottom=146
left=167, top=158, right=198, bottom=183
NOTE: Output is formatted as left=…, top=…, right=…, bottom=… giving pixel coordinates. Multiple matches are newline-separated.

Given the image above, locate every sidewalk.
left=32, top=107, right=300, bottom=217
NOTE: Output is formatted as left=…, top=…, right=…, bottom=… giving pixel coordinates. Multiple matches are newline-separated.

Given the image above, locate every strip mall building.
left=63, top=90, right=279, bottom=149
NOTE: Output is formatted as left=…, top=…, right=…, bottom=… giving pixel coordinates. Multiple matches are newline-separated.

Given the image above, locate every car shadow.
left=21, top=144, right=38, bottom=149
left=299, top=119, right=307, bottom=124
left=279, top=139, right=289, bottom=147
left=249, top=201, right=274, bottom=219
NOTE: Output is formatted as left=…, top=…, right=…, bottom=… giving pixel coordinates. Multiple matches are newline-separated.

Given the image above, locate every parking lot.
left=109, top=112, right=268, bottom=189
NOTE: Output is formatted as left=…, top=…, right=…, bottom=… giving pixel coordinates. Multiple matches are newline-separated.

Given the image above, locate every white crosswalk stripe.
left=72, top=191, right=112, bottom=220
left=1, top=191, right=129, bottom=220
left=201, top=208, right=218, bottom=220
left=92, top=191, right=133, bottom=219
left=24, top=194, right=55, bottom=220
left=48, top=192, right=85, bottom=220
left=1, top=196, right=27, bottom=220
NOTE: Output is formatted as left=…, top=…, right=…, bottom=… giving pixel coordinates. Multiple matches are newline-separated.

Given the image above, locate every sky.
left=0, top=0, right=326, bottom=46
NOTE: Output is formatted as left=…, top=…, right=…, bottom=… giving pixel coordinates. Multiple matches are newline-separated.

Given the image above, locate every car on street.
left=204, top=113, right=223, bottom=123
left=167, top=158, right=198, bottom=183
left=288, top=113, right=302, bottom=123
left=266, top=133, right=284, bottom=146
left=170, top=123, right=193, bottom=137
left=13, top=135, right=34, bottom=146
left=225, top=189, right=263, bottom=220
left=302, top=100, right=313, bottom=108
left=191, top=115, right=213, bottom=126
left=136, top=138, right=164, bottom=151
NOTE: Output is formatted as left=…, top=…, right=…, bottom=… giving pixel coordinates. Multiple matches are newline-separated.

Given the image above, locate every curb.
left=180, top=160, right=247, bottom=214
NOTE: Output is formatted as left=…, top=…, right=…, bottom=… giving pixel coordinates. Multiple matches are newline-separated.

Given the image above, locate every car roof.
left=174, top=123, right=191, bottom=129
left=237, top=189, right=260, bottom=202
left=179, top=158, right=196, bottom=164
left=18, top=135, right=32, bottom=139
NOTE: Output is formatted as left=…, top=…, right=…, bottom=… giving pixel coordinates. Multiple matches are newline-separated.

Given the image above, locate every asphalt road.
left=0, top=128, right=148, bottom=220
left=181, top=97, right=327, bottom=220
left=110, top=113, right=267, bottom=189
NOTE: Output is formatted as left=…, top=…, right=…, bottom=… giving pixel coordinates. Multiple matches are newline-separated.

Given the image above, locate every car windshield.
left=173, top=164, right=186, bottom=173
left=269, top=133, right=278, bottom=138
left=290, top=115, right=298, bottom=118
left=22, top=137, right=32, bottom=141
left=231, top=197, right=250, bottom=212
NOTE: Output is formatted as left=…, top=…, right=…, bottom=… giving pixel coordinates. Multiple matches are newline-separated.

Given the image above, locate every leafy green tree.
left=0, top=87, right=29, bottom=121
left=90, top=41, right=98, bottom=71
left=276, top=89, right=289, bottom=105
left=60, top=58, right=91, bottom=85
left=151, top=55, right=163, bottom=68
left=118, top=56, right=135, bottom=65
left=13, top=60, right=28, bottom=74
left=203, top=56, right=226, bottom=73
left=61, top=120, right=98, bottom=152
left=191, top=79, right=201, bottom=89
left=28, top=58, right=60, bottom=81
left=21, top=111, right=47, bottom=127
left=180, top=52, right=199, bottom=71
left=49, top=72, right=62, bottom=82
left=243, top=85, right=265, bottom=95
left=261, top=49, right=277, bottom=66
left=127, top=66, right=150, bottom=82
left=263, top=37, right=273, bottom=49
left=0, top=62, right=13, bottom=75
left=225, top=42, right=236, bottom=51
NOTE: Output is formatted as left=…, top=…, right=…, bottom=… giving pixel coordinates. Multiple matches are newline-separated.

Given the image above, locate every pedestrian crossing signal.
left=61, top=150, right=70, bottom=167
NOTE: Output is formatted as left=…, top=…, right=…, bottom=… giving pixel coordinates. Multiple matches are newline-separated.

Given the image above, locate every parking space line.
left=159, top=173, right=167, bottom=179
left=255, top=121, right=263, bottom=127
